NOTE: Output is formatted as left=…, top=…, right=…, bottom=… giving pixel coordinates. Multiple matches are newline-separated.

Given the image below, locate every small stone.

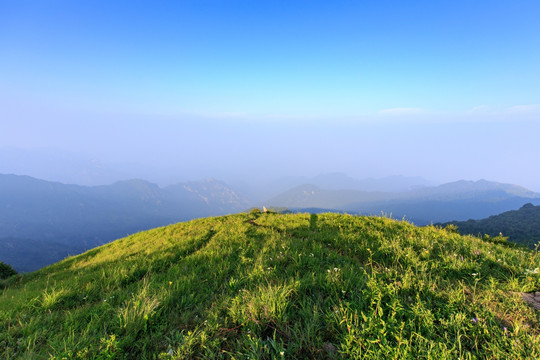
left=323, top=342, right=337, bottom=356
left=521, top=292, right=540, bottom=310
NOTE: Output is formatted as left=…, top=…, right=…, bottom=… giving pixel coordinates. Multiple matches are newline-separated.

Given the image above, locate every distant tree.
left=0, top=262, right=17, bottom=279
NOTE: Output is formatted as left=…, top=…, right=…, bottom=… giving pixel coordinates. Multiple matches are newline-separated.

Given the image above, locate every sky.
left=1, top=0, right=540, bottom=190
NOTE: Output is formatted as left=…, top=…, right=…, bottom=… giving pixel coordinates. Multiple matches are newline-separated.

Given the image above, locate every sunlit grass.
left=1, top=212, right=540, bottom=358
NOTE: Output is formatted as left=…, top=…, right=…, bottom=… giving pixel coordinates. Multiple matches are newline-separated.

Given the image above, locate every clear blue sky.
left=1, top=1, right=540, bottom=189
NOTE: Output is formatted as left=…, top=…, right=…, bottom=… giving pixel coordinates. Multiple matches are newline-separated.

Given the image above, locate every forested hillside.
left=443, top=203, right=540, bottom=248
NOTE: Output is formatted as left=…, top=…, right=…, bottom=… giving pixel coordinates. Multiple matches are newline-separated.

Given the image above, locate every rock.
left=323, top=342, right=337, bottom=357
left=520, top=291, right=540, bottom=310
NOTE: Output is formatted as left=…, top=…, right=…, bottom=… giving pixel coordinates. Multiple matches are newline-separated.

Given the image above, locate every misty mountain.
left=308, top=173, right=433, bottom=192
left=243, top=173, right=433, bottom=201
left=0, top=174, right=249, bottom=272
left=397, top=179, right=539, bottom=201
left=267, top=184, right=392, bottom=209
left=441, top=203, right=540, bottom=248
left=4, top=173, right=539, bottom=272
left=267, top=180, right=540, bottom=225
left=0, top=147, right=154, bottom=186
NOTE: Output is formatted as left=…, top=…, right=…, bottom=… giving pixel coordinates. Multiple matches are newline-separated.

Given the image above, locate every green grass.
left=1, top=212, right=540, bottom=359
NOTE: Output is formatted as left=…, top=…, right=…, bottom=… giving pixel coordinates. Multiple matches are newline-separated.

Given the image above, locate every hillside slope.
left=1, top=213, right=540, bottom=359
left=443, top=203, right=540, bottom=249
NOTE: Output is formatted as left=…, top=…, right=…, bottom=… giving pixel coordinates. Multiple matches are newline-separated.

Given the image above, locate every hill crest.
left=2, top=212, right=540, bottom=358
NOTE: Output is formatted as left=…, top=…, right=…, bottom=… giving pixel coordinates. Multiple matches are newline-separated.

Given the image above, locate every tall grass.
left=1, top=212, right=540, bottom=358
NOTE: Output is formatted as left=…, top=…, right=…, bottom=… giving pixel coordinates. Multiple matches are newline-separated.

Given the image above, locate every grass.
left=1, top=212, right=540, bottom=359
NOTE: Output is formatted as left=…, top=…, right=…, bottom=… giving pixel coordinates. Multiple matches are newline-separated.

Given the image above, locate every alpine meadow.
left=2, top=211, right=540, bottom=359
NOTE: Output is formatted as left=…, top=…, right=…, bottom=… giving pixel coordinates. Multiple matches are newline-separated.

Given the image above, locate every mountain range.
left=267, top=179, right=540, bottom=224
left=2, top=173, right=540, bottom=272
left=0, top=174, right=248, bottom=271
left=240, top=173, right=433, bottom=202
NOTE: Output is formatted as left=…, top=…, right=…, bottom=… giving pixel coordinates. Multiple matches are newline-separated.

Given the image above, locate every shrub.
left=0, top=261, right=17, bottom=279
left=444, top=224, right=459, bottom=233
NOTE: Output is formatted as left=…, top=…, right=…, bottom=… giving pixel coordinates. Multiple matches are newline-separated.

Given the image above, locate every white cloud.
left=467, top=105, right=490, bottom=113
left=507, top=104, right=540, bottom=113
left=463, top=104, right=540, bottom=118
left=379, top=107, right=426, bottom=116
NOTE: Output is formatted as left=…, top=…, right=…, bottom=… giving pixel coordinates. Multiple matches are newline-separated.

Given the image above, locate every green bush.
left=0, top=262, right=17, bottom=280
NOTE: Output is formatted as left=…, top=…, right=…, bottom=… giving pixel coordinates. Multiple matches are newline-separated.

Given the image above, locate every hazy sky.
left=1, top=1, right=540, bottom=190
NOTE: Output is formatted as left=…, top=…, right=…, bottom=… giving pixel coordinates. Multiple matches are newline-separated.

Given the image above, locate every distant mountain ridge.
left=441, top=203, right=540, bottom=248
left=267, top=179, right=540, bottom=225
left=3, top=173, right=540, bottom=272
left=0, top=147, right=155, bottom=186
left=401, top=179, right=539, bottom=200
left=0, top=174, right=249, bottom=271
left=249, top=173, right=432, bottom=201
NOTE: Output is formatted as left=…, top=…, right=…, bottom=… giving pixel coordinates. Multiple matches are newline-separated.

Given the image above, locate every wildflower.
left=167, top=348, right=174, bottom=356
left=280, top=351, right=285, bottom=356
left=471, top=317, right=478, bottom=324
left=169, top=281, right=173, bottom=286
left=333, top=267, right=340, bottom=272
left=472, top=273, right=478, bottom=277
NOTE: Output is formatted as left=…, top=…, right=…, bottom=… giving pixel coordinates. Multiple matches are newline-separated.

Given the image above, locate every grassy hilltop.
left=1, top=212, right=540, bottom=359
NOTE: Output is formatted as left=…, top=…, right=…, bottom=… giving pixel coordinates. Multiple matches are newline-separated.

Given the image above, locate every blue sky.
left=1, top=1, right=540, bottom=189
